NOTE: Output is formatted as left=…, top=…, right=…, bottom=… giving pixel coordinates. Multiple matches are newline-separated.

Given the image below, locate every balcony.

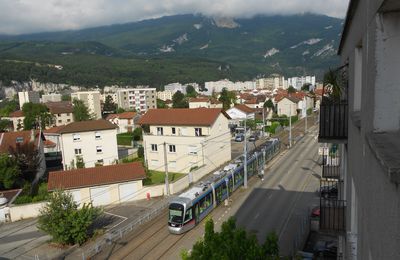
left=318, top=101, right=348, bottom=143
left=321, top=153, right=341, bottom=179
left=320, top=199, right=346, bottom=233
left=319, top=180, right=346, bottom=233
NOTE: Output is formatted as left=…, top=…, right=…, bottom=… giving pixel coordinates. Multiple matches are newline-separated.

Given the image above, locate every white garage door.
left=90, top=186, right=111, bottom=206
left=69, top=190, right=81, bottom=204
left=119, top=183, right=136, bottom=202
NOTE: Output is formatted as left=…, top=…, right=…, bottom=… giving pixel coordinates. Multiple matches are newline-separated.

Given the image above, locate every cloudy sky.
left=0, top=0, right=349, bottom=35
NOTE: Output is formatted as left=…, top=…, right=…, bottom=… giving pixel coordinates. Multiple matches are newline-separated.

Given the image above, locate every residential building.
left=188, top=97, right=223, bottom=109
left=71, top=91, right=102, bottom=119
left=0, top=130, right=46, bottom=182
left=256, top=75, right=287, bottom=90
left=139, top=108, right=231, bottom=173
left=47, top=162, right=146, bottom=206
left=317, top=1, right=400, bottom=259
left=106, top=111, right=138, bottom=133
left=164, top=83, right=188, bottom=94
left=204, top=80, right=255, bottom=95
left=45, top=101, right=74, bottom=126
left=276, top=97, right=299, bottom=117
left=157, top=90, right=173, bottom=101
left=3, top=110, right=25, bottom=131
left=18, top=91, right=40, bottom=108
left=41, top=93, right=61, bottom=103
left=287, top=76, right=316, bottom=90
left=116, top=87, right=157, bottom=113
left=47, top=120, right=118, bottom=169
left=226, top=104, right=255, bottom=127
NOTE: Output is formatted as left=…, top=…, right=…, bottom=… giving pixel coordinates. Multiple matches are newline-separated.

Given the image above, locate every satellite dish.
left=0, top=194, right=8, bottom=206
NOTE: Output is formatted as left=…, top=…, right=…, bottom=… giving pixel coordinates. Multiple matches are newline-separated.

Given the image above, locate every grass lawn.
left=117, top=132, right=134, bottom=146
left=143, top=170, right=186, bottom=186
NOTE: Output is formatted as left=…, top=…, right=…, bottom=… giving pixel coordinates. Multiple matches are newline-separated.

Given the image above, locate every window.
left=169, top=145, right=176, bottom=153
left=151, top=144, right=158, bottom=152
left=172, top=127, right=176, bottom=135
left=95, top=132, right=101, bottom=140
left=73, top=134, right=80, bottom=141
left=16, top=137, right=24, bottom=143
left=57, top=113, right=61, bottom=117
left=67, top=113, right=70, bottom=116
left=188, top=146, right=198, bottom=155
left=74, top=148, right=82, bottom=155
left=169, top=161, right=176, bottom=168
left=151, top=159, right=159, bottom=166
left=67, top=119, right=71, bottom=122
left=195, top=128, right=202, bottom=136
left=96, top=146, right=103, bottom=153
left=58, top=120, right=62, bottom=123
left=184, top=208, right=193, bottom=223
left=157, top=127, right=163, bottom=135
left=96, top=159, right=104, bottom=166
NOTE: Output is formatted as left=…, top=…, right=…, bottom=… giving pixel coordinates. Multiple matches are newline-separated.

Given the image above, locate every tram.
left=168, top=139, right=280, bottom=234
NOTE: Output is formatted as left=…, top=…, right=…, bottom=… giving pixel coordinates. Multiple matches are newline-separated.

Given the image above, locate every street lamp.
left=244, top=115, right=248, bottom=188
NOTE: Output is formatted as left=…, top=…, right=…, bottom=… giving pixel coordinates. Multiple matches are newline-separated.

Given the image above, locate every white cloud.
left=0, top=0, right=349, bottom=35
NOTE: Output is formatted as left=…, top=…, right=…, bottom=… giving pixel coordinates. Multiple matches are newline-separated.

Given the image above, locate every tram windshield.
left=169, top=203, right=184, bottom=224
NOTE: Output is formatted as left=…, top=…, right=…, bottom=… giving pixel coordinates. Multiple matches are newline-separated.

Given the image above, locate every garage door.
left=69, top=190, right=81, bottom=204
left=119, top=183, right=136, bottom=202
left=90, top=186, right=111, bottom=206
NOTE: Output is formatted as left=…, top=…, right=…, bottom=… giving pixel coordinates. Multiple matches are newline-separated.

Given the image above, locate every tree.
left=75, top=156, right=85, bottom=169
left=218, top=87, right=232, bottom=110
left=0, top=119, right=11, bottom=132
left=182, top=217, right=279, bottom=259
left=323, top=68, right=343, bottom=101
left=22, top=103, right=53, bottom=130
left=61, top=94, right=71, bottom=101
left=72, top=99, right=92, bottom=122
left=116, top=107, right=125, bottom=113
left=156, top=99, right=167, bottom=109
left=0, top=154, right=21, bottom=189
left=301, top=83, right=312, bottom=92
left=186, top=85, right=197, bottom=98
left=133, top=127, right=142, bottom=141
left=263, top=99, right=274, bottom=110
left=8, top=142, right=42, bottom=186
left=103, top=95, right=117, bottom=114
left=38, top=190, right=101, bottom=245
left=0, top=99, right=18, bottom=117
left=172, top=91, right=188, bottom=108
left=287, top=85, right=296, bottom=94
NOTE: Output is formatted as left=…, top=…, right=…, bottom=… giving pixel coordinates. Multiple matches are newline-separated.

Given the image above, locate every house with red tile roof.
left=2, top=110, right=25, bottom=131
left=138, top=108, right=231, bottom=173
left=47, top=162, right=147, bottom=206
left=226, top=104, right=256, bottom=124
left=44, top=120, right=118, bottom=170
left=188, top=97, right=223, bottom=109
left=106, top=111, right=139, bottom=133
left=44, top=101, right=74, bottom=127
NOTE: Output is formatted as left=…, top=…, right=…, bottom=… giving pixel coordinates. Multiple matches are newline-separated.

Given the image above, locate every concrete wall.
left=9, top=202, right=47, bottom=222
left=340, top=1, right=400, bottom=259
left=53, top=112, right=73, bottom=126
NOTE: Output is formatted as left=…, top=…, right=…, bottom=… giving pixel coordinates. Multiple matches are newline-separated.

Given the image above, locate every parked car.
left=248, top=134, right=258, bottom=142
left=319, top=183, right=338, bottom=199
left=235, top=134, right=244, bottom=142
left=311, top=206, right=320, bottom=217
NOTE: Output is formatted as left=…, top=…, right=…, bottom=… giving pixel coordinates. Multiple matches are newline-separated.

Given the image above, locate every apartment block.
left=116, top=87, right=157, bottom=113
left=71, top=91, right=102, bottom=119
left=18, top=91, right=40, bottom=108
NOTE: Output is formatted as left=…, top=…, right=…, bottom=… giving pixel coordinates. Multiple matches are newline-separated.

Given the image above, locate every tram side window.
left=199, top=193, right=213, bottom=214
left=228, top=178, right=233, bottom=193
left=184, top=208, right=193, bottom=223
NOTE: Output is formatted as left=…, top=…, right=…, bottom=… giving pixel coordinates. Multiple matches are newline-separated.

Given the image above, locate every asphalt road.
left=94, top=124, right=321, bottom=259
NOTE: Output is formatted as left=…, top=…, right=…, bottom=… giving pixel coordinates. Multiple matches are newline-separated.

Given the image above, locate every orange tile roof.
left=0, top=130, right=44, bottom=153
left=43, top=139, right=57, bottom=148
left=56, top=119, right=117, bottom=134
left=233, top=104, right=255, bottom=114
left=138, top=108, right=224, bottom=126
left=47, top=162, right=146, bottom=190
left=45, top=101, right=73, bottom=114
left=44, top=126, right=65, bottom=134
left=189, top=97, right=209, bottom=103
left=117, top=111, right=137, bottom=120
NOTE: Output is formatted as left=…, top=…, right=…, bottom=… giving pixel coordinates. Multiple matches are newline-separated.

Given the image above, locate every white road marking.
left=104, top=211, right=128, bottom=230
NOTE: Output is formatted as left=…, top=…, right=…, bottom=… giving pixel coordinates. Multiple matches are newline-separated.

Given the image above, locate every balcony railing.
left=322, top=165, right=341, bottom=179
left=320, top=199, right=346, bottom=233
left=319, top=101, right=348, bottom=142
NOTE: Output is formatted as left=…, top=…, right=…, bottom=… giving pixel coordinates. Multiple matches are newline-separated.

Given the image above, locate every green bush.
left=14, top=182, right=49, bottom=204
left=117, top=133, right=134, bottom=146
left=38, top=190, right=102, bottom=245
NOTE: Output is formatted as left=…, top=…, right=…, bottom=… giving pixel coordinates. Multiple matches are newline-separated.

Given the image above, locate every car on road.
left=248, top=134, right=258, bottom=142
left=235, top=134, right=244, bottom=142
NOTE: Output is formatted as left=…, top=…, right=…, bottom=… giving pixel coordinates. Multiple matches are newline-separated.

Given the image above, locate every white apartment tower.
left=71, top=91, right=102, bottom=119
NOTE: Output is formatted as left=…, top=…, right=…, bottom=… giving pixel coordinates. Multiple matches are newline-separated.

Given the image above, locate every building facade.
left=116, top=87, right=157, bottom=113
left=45, top=101, right=74, bottom=127
left=18, top=91, right=40, bottom=108
left=139, top=108, right=231, bottom=174
left=317, top=1, right=400, bottom=259
left=71, top=91, right=102, bottom=119
left=41, top=93, right=61, bottom=103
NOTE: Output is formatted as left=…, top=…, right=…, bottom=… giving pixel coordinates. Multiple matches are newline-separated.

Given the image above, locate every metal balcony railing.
left=319, top=101, right=348, bottom=142
left=320, top=199, right=346, bottom=233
